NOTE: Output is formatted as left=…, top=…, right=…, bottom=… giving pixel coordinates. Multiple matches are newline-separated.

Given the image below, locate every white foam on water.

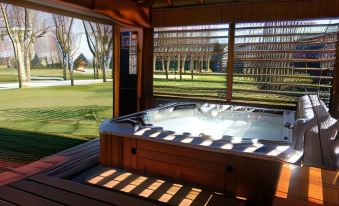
left=153, top=111, right=284, bottom=141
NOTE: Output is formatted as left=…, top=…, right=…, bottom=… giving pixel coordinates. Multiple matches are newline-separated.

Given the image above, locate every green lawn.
left=0, top=83, right=113, bottom=168
left=0, top=67, right=113, bottom=82
left=153, top=73, right=328, bottom=107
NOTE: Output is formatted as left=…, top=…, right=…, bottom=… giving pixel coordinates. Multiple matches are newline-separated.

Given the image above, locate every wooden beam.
left=226, top=22, right=235, bottom=102
left=165, top=0, right=173, bottom=7
left=0, top=0, right=112, bottom=24
left=113, top=24, right=120, bottom=118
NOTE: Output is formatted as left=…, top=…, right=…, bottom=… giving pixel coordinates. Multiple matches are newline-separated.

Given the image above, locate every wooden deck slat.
left=0, top=139, right=100, bottom=186
left=46, top=151, right=99, bottom=177
left=29, top=174, right=160, bottom=206
left=0, top=199, right=16, bottom=206
left=273, top=164, right=339, bottom=206
left=10, top=179, right=111, bottom=206
left=83, top=166, right=245, bottom=206
left=0, top=186, right=62, bottom=206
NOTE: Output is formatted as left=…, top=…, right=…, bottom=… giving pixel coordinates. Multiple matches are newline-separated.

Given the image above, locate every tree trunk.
left=207, top=56, right=212, bottom=72
left=93, top=58, right=97, bottom=79
left=153, top=55, right=157, bottom=71
left=24, top=47, right=33, bottom=81
left=67, top=55, right=74, bottom=86
left=16, top=45, right=27, bottom=82
left=63, top=55, right=67, bottom=80
left=102, top=58, right=107, bottom=82
left=162, top=58, right=165, bottom=72
left=166, top=57, right=170, bottom=80
left=177, top=54, right=182, bottom=80
left=95, top=56, right=99, bottom=79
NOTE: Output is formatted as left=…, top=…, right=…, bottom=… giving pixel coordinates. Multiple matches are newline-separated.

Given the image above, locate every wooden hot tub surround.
left=99, top=121, right=291, bottom=205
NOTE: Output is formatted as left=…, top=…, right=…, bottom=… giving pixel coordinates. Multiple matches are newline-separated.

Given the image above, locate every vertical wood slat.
left=109, top=135, right=123, bottom=168
left=123, top=137, right=137, bottom=170
left=123, top=138, right=132, bottom=170
left=330, top=33, right=339, bottom=118
left=106, top=134, right=112, bottom=166
left=226, top=22, right=235, bottom=102
left=99, top=134, right=107, bottom=165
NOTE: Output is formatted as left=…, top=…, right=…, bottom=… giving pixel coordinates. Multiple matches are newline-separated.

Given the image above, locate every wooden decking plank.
left=83, top=167, right=244, bottom=206
left=0, top=186, right=61, bottom=206
left=10, top=180, right=110, bottom=206
left=0, top=199, right=16, bottom=206
left=54, top=139, right=99, bottom=156
left=46, top=151, right=99, bottom=177
left=29, top=174, right=160, bottom=206
left=0, top=139, right=100, bottom=187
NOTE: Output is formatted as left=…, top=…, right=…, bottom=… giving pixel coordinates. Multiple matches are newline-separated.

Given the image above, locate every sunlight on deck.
left=139, top=179, right=165, bottom=197
left=308, top=168, right=323, bottom=204
left=82, top=167, right=228, bottom=206
left=87, top=169, right=117, bottom=184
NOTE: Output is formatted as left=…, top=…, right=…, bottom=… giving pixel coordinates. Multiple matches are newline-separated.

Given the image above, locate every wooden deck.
left=0, top=139, right=100, bottom=187
left=0, top=138, right=337, bottom=206
left=77, top=166, right=242, bottom=206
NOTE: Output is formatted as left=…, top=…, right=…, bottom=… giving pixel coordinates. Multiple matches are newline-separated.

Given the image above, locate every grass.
left=0, top=128, right=86, bottom=167
left=0, top=67, right=113, bottom=82
left=153, top=73, right=328, bottom=107
left=0, top=83, right=113, bottom=168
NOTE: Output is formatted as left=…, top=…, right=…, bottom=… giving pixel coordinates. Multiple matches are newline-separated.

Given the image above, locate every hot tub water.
left=153, top=110, right=285, bottom=141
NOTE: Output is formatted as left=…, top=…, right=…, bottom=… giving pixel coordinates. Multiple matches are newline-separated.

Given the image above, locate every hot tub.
left=144, top=103, right=293, bottom=142
left=99, top=103, right=300, bottom=205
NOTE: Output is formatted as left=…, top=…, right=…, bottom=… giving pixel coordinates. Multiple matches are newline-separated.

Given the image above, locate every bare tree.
left=53, top=14, right=73, bottom=81
left=0, top=3, right=48, bottom=87
left=83, top=21, right=113, bottom=82
left=53, top=15, right=82, bottom=86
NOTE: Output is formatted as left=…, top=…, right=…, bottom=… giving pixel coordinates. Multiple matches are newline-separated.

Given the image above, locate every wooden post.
left=140, top=27, right=153, bottom=111
left=330, top=33, right=339, bottom=118
left=226, top=23, right=235, bottom=102
left=113, top=24, right=120, bottom=117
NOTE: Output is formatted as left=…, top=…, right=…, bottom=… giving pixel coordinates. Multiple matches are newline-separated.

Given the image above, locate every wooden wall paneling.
left=235, top=156, right=251, bottom=199
left=224, top=154, right=237, bottom=196
left=180, top=166, right=225, bottom=192
left=106, top=134, right=112, bottom=166
left=123, top=137, right=137, bottom=170
left=99, top=134, right=107, bottom=165
left=137, top=139, right=225, bottom=164
left=137, top=148, right=225, bottom=173
left=110, top=135, right=123, bottom=168
left=245, top=158, right=282, bottom=205
left=123, top=137, right=132, bottom=170
left=136, top=157, right=178, bottom=180
left=153, top=0, right=339, bottom=27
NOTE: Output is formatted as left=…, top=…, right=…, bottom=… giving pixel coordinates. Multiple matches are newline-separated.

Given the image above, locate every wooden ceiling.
left=151, top=0, right=274, bottom=8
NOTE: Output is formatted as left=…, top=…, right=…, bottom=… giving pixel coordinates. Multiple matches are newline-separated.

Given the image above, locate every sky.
left=0, top=6, right=109, bottom=62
